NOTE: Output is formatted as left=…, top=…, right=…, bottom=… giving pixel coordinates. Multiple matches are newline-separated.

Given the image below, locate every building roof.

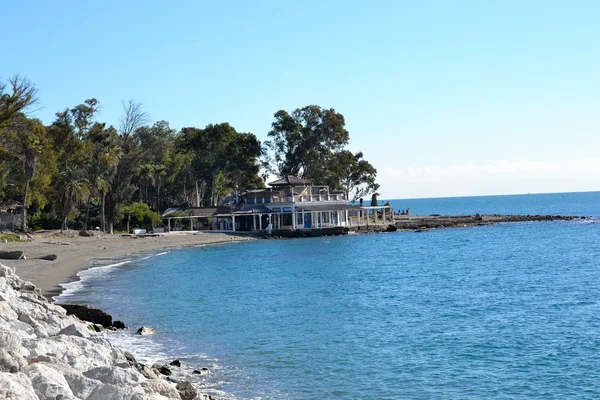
left=162, top=207, right=217, bottom=218
left=233, top=204, right=273, bottom=214
left=295, top=204, right=359, bottom=212
left=268, top=175, right=312, bottom=187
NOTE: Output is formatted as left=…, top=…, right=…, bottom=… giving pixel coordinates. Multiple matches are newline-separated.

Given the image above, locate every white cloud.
left=379, top=159, right=600, bottom=198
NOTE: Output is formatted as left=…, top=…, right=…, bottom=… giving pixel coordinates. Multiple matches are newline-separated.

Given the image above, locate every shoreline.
left=0, top=230, right=257, bottom=301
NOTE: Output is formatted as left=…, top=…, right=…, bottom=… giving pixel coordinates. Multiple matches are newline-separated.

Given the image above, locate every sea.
left=56, top=191, right=600, bottom=399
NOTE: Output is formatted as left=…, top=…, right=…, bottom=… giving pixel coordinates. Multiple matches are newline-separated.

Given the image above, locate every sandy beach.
left=0, top=230, right=256, bottom=300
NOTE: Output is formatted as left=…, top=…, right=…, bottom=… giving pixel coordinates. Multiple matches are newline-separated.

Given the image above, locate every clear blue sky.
left=3, top=1, right=599, bottom=198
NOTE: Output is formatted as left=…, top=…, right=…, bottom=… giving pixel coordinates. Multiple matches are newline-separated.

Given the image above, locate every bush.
left=123, top=202, right=162, bottom=232
left=28, top=212, right=61, bottom=230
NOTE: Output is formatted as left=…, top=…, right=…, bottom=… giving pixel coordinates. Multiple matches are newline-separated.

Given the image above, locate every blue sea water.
left=58, top=192, right=600, bottom=399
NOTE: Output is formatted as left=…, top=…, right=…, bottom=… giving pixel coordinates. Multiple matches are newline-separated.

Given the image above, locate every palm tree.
left=57, top=167, right=89, bottom=232
left=84, top=159, right=110, bottom=231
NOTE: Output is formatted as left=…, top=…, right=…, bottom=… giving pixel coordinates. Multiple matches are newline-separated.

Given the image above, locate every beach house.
left=161, top=175, right=394, bottom=235
left=212, top=175, right=361, bottom=236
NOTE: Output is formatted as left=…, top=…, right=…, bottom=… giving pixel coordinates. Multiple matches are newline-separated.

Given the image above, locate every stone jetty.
left=350, top=214, right=587, bottom=234
left=0, top=263, right=207, bottom=400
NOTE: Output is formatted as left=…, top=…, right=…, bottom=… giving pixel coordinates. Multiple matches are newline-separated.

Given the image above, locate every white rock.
left=0, top=371, right=38, bottom=400
left=0, top=348, right=27, bottom=372
left=137, top=326, right=158, bottom=335
left=83, top=365, right=146, bottom=385
left=0, top=300, right=18, bottom=321
left=139, top=378, right=182, bottom=399
left=87, top=382, right=147, bottom=400
left=0, top=328, right=29, bottom=358
left=25, top=362, right=75, bottom=400
left=57, top=323, right=92, bottom=338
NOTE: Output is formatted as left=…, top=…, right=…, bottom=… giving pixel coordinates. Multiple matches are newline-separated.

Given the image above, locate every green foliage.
left=0, top=233, right=27, bottom=242
left=265, top=105, right=349, bottom=182
left=180, top=123, right=263, bottom=206
left=326, top=150, right=379, bottom=203
left=265, top=105, right=378, bottom=198
left=2, top=77, right=377, bottom=233
left=123, top=202, right=162, bottom=230
left=28, top=212, right=61, bottom=230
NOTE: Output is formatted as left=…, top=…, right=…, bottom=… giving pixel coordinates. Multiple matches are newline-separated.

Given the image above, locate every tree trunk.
left=101, top=192, right=106, bottom=233
left=211, top=172, right=218, bottom=206
left=84, top=194, right=91, bottom=231
left=156, top=179, right=161, bottom=214
left=21, top=179, right=30, bottom=231
left=195, top=180, right=200, bottom=207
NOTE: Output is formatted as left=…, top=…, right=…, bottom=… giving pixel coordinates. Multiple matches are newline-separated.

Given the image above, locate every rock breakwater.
left=0, top=263, right=207, bottom=400
left=393, top=214, right=586, bottom=230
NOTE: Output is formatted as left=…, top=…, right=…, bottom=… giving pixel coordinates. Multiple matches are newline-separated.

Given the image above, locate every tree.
left=0, top=75, right=38, bottom=133
left=326, top=150, right=379, bottom=203
left=57, top=167, right=89, bottom=231
left=265, top=105, right=349, bottom=182
left=105, top=101, right=147, bottom=233
left=180, top=123, right=263, bottom=206
left=123, top=202, right=161, bottom=232
left=0, top=115, right=48, bottom=230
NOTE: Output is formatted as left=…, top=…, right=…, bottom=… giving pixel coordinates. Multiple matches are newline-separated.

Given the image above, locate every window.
left=297, top=212, right=303, bottom=225
left=282, top=213, right=293, bottom=226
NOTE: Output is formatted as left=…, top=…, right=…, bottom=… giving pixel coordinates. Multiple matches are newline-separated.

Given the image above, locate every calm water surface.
left=59, top=192, right=600, bottom=399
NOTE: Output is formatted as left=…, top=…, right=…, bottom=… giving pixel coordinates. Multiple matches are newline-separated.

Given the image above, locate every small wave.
left=574, top=217, right=599, bottom=224
left=55, top=250, right=169, bottom=301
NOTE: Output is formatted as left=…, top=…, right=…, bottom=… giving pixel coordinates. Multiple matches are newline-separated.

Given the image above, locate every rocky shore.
left=393, top=214, right=587, bottom=231
left=0, top=263, right=209, bottom=400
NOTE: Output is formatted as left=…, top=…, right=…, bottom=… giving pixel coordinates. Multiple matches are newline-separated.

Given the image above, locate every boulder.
left=152, top=364, right=172, bottom=376
left=136, top=326, right=157, bottom=335
left=83, top=365, right=145, bottom=385
left=57, top=304, right=113, bottom=328
left=57, top=323, right=92, bottom=338
left=86, top=382, right=147, bottom=400
left=139, top=379, right=182, bottom=399
left=113, top=320, right=127, bottom=329
left=192, top=367, right=210, bottom=375
left=25, top=362, right=75, bottom=400
left=0, top=371, right=38, bottom=400
left=169, top=359, right=181, bottom=367
left=176, top=381, right=198, bottom=400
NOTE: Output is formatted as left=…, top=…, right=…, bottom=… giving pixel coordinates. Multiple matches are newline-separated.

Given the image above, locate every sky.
left=2, top=1, right=599, bottom=199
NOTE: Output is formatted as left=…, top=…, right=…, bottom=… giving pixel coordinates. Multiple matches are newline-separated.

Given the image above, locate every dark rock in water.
left=124, top=352, right=137, bottom=365
left=0, top=251, right=24, bottom=260
left=112, top=320, right=126, bottom=329
left=9, top=365, right=18, bottom=373
left=152, top=364, right=172, bottom=376
left=57, top=304, right=113, bottom=328
left=37, top=254, right=57, bottom=261
left=176, top=382, right=197, bottom=400
left=169, top=359, right=181, bottom=367
left=386, top=224, right=397, bottom=232
left=193, top=367, right=210, bottom=375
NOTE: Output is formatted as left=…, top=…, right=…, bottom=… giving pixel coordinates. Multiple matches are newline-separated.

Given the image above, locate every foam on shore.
left=0, top=263, right=209, bottom=399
